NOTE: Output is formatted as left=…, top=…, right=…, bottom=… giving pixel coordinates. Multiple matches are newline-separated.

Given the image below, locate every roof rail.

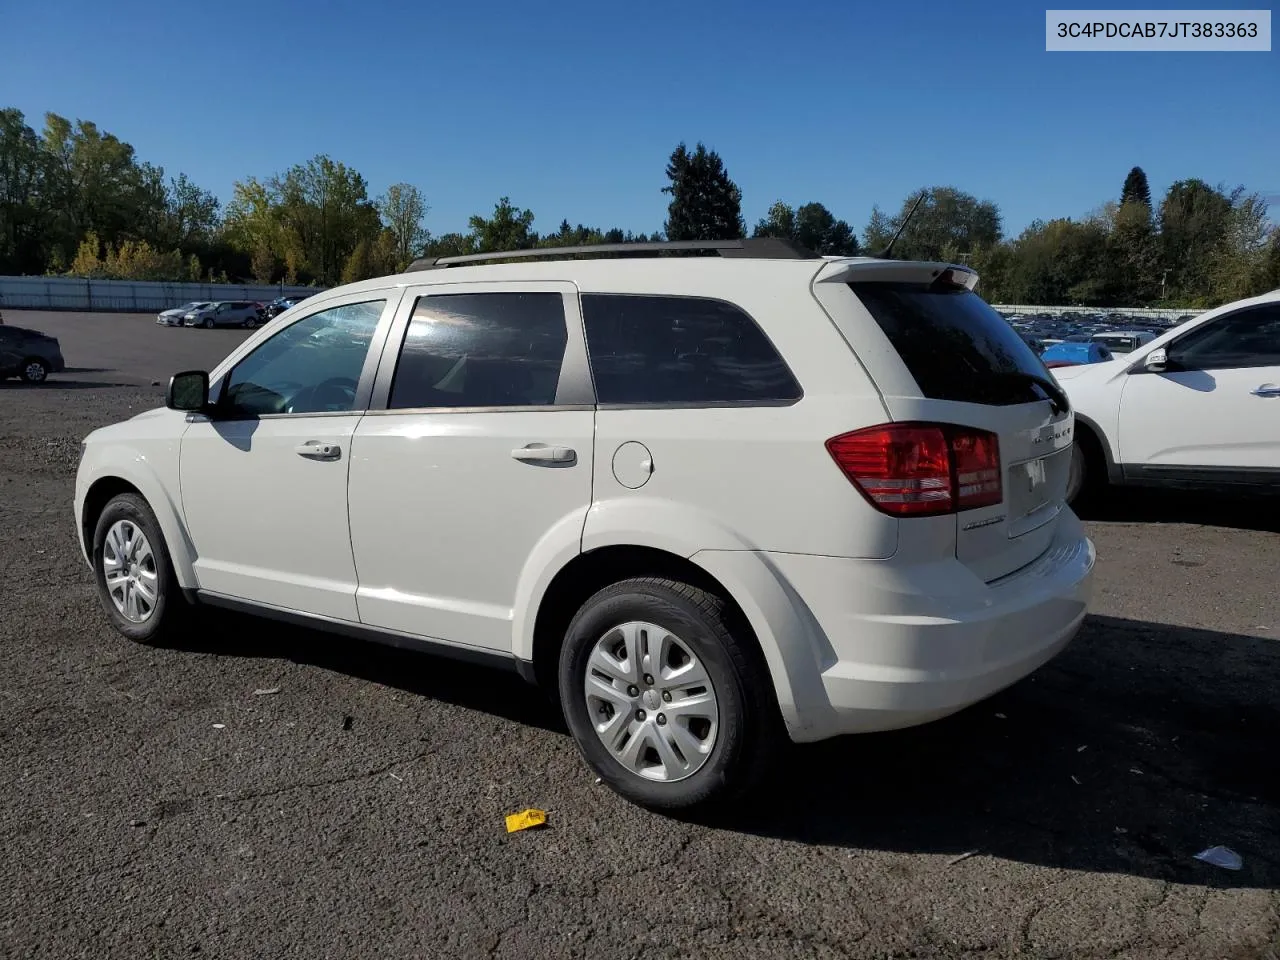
left=405, top=237, right=816, bottom=271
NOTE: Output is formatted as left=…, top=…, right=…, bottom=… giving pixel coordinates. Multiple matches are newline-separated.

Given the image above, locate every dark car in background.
left=264, top=293, right=315, bottom=319
left=0, top=325, right=65, bottom=383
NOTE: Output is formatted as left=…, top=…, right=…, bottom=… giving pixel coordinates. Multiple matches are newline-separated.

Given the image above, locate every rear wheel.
left=558, top=577, right=778, bottom=810
left=91, top=493, right=188, bottom=645
left=20, top=358, right=49, bottom=384
left=243, top=316, right=257, bottom=329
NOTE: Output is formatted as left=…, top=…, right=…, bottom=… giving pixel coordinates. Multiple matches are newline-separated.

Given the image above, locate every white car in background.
left=1060, top=289, right=1280, bottom=503
left=157, top=302, right=211, bottom=326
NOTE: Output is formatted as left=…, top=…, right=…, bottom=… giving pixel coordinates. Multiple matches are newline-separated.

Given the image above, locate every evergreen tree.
left=1120, top=166, right=1152, bottom=209
left=662, top=142, right=744, bottom=241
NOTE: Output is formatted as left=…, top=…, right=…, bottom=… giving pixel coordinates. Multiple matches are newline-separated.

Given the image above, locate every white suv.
left=74, top=239, right=1095, bottom=810
left=1059, top=289, right=1280, bottom=504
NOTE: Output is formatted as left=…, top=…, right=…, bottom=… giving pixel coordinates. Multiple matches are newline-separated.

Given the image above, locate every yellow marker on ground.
left=504, top=808, right=547, bottom=833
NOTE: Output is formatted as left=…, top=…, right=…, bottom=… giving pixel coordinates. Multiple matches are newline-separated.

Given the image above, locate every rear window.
left=582, top=294, right=801, bottom=405
left=850, top=281, right=1050, bottom=405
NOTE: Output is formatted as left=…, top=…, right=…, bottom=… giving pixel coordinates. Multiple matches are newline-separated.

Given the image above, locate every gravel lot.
left=1, top=311, right=1277, bottom=959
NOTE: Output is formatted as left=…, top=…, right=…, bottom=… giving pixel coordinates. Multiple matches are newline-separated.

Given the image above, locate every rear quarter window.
left=582, top=294, right=801, bottom=405
left=849, top=281, right=1050, bottom=405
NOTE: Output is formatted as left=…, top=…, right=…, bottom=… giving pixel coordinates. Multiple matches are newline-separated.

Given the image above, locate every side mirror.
left=1142, top=348, right=1168, bottom=373
left=167, top=370, right=210, bottom=412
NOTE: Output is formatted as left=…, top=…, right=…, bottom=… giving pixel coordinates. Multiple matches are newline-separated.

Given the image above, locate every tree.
left=423, top=232, right=477, bottom=260
left=468, top=196, right=537, bottom=252
left=755, top=200, right=858, bottom=255
left=341, top=238, right=373, bottom=283
left=377, top=183, right=428, bottom=269
left=1108, top=199, right=1160, bottom=303
left=662, top=142, right=744, bottom=241
left=225, top=155, right=382, bottom=284
left=861, top=205, right=894, bottom=254
left=164, top=173, right=221, bottom=249
left=1004, top=218, right=1111, bottom=305
left=250, top=241, right=277, bottom=284
left=1209, top=190, right=1276, bottom=302
left=272, top=155, right=382, bottom=284
left=1159, top=179, right=1233, bottom=304
left=868, top=187, right=1002, bottom=262
left=1120, top=166, right=1152, bottom=209
left=68, top=231, right=106, bottom=277
left=0, top=108, right=46, bottom=274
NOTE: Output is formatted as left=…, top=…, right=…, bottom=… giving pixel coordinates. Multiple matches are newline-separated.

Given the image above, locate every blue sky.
left=3, top=0, right=1276, bottom=240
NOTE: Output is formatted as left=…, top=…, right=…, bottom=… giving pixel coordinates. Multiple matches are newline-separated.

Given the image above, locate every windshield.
left=849, top=281, right=1054, bottom=406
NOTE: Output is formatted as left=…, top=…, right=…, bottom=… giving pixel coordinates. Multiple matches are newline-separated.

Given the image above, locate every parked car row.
left=157, top=301, right=266, bottom=329
left=155, top=293, right=317, bottom=329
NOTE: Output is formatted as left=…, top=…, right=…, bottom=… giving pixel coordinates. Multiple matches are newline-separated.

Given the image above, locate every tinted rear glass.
left=582, top=294, right=801, bottom=405
left=850, top=281, right=1050, bottom=405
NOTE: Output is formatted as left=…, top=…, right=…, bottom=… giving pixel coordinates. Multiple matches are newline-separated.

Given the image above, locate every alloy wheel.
left=102, top=519, right=159, bottom=623
left=582, top=620, right=719, bottom=782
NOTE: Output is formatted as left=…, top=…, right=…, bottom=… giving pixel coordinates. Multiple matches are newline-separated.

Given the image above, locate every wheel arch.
left=524, top=543, right=827, bottom=741
left=1073, top=411, right=1121, bottom=483
left=80, top=468, right=198, bottom=588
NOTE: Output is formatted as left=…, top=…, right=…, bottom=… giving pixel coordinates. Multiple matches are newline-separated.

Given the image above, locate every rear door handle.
left=1251, top=383, right=1280, bottom=397
left=511, top=444, right=576, bottom=464
left=295, top=440, right=341, bottom=461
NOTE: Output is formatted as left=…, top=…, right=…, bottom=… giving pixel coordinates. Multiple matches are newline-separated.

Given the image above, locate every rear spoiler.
left=813, top=258, right=979, bottom=291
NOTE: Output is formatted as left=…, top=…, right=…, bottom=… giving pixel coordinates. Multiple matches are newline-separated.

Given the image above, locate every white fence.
left=0, top=277, right=322, bottom=312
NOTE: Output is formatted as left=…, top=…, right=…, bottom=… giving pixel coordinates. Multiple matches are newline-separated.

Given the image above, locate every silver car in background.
left=157, top=302, right=212, bottom=326
left=182, top=301, right=264, bottom=329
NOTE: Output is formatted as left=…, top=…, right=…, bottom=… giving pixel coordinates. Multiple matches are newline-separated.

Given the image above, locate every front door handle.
left=511, top=444, right=576, bottom=464
left=1251, top=383, right=1280, bottom=397
left=295, top=440, right=341, bottom=461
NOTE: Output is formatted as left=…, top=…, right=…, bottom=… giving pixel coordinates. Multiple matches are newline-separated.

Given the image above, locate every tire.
left=91, top=493, right=188, bottom=645
left=203, top=317, right=215, bottom=329
left=243, top=317, right=257, bottom=329
left=1066, top=428, right=1105, bottom=508
left=558, top=577, right=779, bottom=811
left=20, top=357, right=49, bottom=384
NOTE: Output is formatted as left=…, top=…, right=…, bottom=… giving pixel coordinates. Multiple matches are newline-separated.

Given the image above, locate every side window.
left=219, top=299, right=384, bottom=416
left=387, top=292, right=567, bottom=409
left=581, top=294, right=802, bottom=405
left=1170, top=305, right=1280, bottom=370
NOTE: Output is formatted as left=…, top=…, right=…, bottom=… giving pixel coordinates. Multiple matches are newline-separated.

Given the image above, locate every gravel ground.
left=1, top=311, right=1277, bottom=959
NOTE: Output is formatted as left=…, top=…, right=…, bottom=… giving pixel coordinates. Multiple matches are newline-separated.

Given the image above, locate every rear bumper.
left=695, top=512, right=1095, bottom=743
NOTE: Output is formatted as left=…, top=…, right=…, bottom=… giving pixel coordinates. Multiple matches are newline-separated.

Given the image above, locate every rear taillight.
left=826, top=423, right=1002, bottom=517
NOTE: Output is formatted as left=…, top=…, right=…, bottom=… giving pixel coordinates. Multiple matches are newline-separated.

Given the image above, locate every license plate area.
left=1006, top=447, right=1070, bottom=538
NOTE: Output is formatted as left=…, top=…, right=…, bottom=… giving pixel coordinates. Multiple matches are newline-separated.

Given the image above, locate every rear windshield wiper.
left=992, top=372, right=1070, bottom=415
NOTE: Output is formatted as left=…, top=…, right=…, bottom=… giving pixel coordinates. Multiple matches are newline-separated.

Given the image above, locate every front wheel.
left=20, top=358, right=49, bottom=384
left=203, top=317, right=215, bottom=329
left=1065, top=431, right=1105, bottom=508
left=243, top=316, right=257, bottom=329
left=91, top=493, right=189, bottom=645
left=558, top=577, right=779, bottom=810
